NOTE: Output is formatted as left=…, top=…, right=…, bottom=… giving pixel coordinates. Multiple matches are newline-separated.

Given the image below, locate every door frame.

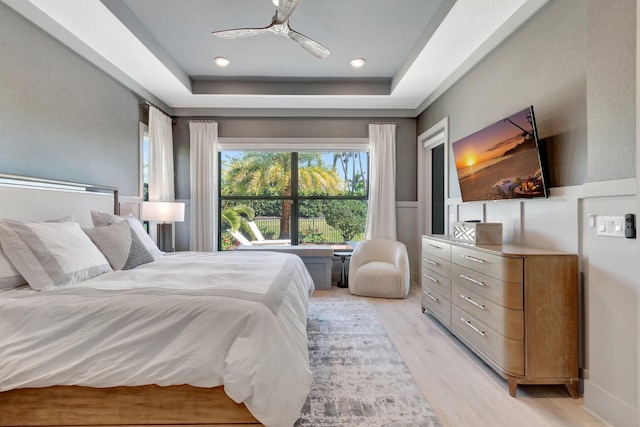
left=417, top=117, right=449, bottom=236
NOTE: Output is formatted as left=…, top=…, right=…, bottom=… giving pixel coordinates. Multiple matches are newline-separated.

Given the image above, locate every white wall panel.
left=443, top=184, right=637, bottom=427
left=397, top=203, right=419, bottom=283
left=458, top=203, right=484, bottom=222
left=522, top=197, right=579, bottom=252
left=582, top=195, right=638, bottom=427
left=485, top=201, right=523, bottom=244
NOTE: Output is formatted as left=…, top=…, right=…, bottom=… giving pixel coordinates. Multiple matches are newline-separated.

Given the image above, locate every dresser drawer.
left=452, top=282, right=523, bottom=340
left=452, top=245, right=522, bottom=283
left=422, top=283, right=451, bottom=326
left=421, top=253, right=451, bottom=278
left=451, top=305, right=524, bottom=376
left=451, top=263, right=523, bottom=310
left=421, top=267, right=451, bottom=297
left=422, top=237, right=451, bottom=261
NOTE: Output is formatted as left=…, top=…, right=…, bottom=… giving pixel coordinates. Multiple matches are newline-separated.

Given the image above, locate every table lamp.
left=141, top=201, right=185, bottom=252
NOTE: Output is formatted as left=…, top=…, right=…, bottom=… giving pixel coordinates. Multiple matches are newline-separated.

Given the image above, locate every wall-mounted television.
left=451, top=106, right=548, bottom=202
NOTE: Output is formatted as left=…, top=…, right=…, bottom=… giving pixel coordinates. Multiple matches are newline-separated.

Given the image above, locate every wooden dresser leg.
left=567, top=380, right=579, bottom=399
left=508, top=377, right=517, bottom=397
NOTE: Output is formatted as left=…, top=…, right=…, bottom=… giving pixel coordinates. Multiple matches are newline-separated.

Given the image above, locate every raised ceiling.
left=2, top=0, right=550, bottom=115
left=122, top=0, right=441, bottom=79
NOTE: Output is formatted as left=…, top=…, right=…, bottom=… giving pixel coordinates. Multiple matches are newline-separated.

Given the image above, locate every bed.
left=0, top=174, right=315, bottom=427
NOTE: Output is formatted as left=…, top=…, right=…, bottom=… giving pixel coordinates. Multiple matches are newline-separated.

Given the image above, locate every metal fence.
left=254, top=216, right=363, bottom=244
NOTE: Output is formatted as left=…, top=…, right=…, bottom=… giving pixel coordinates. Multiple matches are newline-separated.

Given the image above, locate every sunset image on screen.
left=452, top=107, right=547, bottom=202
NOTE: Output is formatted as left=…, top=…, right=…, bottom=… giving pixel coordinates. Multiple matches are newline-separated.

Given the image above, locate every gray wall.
left=587, top=0, right=637, bottom=182
left=417, top=1, right=638, bottom=425
left=173, top=116, right=417, bottom=202
left=0, top=2, right=141, bottom=196
left=418, top=0, right=636, bottom=193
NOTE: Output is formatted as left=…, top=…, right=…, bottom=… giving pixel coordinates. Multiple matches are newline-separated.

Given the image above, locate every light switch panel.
left=596, top=216, right=626, bottom=238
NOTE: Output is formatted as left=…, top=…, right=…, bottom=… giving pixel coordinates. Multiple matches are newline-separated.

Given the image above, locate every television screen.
left=452, top=106, right=548, bottom=202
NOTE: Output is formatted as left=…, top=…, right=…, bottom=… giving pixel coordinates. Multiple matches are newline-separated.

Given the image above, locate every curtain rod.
left=188, top=119, right=218, bottom=123
left=143, top=100, right=179, bottom=125
left=143, top=100, right=173, bottom=119
left=370, top=121, right=398, bottom=124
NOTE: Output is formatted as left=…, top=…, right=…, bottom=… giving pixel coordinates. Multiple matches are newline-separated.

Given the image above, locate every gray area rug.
left=295, top=298, right=441, bottom=427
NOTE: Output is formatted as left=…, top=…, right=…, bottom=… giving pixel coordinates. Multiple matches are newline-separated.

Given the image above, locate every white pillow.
left=0, top=248, right=26, bottom=289
left=0, top=214, right=82, bottom=290
left=91, top=210, right=122, bottom=227
left=91, top=210, right=162, bottom=260
left=0, top=219, right=112, bottom=291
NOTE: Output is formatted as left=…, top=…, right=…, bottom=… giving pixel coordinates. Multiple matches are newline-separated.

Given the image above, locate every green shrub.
left=324, top=200, right=367, bottom=242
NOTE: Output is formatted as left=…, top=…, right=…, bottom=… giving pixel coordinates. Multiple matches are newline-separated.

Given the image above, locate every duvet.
left=0, top=251, right=315, bottom=427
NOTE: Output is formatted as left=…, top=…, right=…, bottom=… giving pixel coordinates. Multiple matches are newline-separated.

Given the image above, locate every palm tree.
left=221, top=204, right=254, bottom=233
left=222, top=152, right=342, bottom=239
left=332, top=151, right=368, bottom=194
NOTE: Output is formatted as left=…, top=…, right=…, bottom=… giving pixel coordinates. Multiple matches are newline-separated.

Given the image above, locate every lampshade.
left=141, top=201, right=185, bottom=223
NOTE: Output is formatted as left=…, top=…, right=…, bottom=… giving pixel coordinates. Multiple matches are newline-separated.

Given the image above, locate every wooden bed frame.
left=0, top=174, right=263, bottom=426
left=0, top=385, right=260, bottom=426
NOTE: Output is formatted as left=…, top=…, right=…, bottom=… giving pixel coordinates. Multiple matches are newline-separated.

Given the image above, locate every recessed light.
left=350, top=58, right=365, bottom=68
left=272, top=0, right=279, bottom=6
left=214, top=56, right=230, bottom=67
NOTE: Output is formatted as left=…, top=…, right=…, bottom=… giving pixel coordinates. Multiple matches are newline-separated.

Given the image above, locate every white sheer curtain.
left=148, top=106, right=175, bottom=202
left=189, top=121, right=218, bottom=252
left=364, top=123, right=397, bottom=240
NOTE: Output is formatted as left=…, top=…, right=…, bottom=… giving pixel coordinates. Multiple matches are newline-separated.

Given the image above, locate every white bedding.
left=0, top=251, right=315, bottom=427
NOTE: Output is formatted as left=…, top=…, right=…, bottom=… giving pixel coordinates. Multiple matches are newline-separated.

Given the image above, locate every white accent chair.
left=348, top=239, right=410, bottom=299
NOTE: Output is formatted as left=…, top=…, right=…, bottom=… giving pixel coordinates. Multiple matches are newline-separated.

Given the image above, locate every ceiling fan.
left=212, top=0, right=330, bottom=59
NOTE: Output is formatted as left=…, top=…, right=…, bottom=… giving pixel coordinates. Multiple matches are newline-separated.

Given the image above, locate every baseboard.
left=584, top=380, right=638, bottom=427
left=581, top=406, right=616, bottom=427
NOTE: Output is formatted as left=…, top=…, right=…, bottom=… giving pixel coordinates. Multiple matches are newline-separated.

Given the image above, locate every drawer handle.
left=426, top=244, right=442, bottom=250
left=460, top=294, right=485, bottom=309
left=425, top=292, right=439, bottom=302
left=459, top=274, right=485, bottom=286
left=461, top=317, right=485, bottom=336
left=423, top=273, right=439, bottom=284
left=460, top=254, right=485, bottom=264
left=424, top=258, right=439, bottom=266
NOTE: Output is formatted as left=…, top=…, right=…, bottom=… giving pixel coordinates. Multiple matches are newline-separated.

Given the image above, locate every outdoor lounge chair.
left=228, top=223, right=291, bottom=246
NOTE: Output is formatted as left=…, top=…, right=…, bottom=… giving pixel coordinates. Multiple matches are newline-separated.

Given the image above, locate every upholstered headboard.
left=0, top=173, right=118, bottom=227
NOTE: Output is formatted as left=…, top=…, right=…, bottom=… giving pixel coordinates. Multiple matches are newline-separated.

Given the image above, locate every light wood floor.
left=313, top=283, right=606, bottom=427
left=62, top=283, right=605, bottom=427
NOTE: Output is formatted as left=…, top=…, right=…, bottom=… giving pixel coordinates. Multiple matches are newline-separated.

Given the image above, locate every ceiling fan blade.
left=212, top=27, right=270, bottom=39
left=288, top=29, right=330, bottom=59
left=276, top=0, right=301, bottom=24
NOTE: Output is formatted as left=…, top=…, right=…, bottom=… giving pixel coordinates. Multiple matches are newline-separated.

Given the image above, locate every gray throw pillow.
left=90, top=210, right=163, bottom=260
left=84, top=221, right=155, bottom=270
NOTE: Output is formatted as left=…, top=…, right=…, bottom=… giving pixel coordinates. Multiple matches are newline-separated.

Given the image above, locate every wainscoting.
left=396, top=201, right=419, bottom=283
left=436, top=178, right=638, bottom=427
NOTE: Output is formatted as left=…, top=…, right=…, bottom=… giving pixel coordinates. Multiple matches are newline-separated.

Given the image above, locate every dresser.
left=421, top=235, right=579, bottom=398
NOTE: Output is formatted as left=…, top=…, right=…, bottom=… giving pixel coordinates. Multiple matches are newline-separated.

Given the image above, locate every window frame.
left=217, top=138, right=369, bottom=250
left=139, top=122, right=150, bottom=232
left=139, top=122, right=149, bottom=201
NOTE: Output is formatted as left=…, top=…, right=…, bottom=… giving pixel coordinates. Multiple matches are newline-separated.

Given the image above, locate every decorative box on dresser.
left=421, top=234, right=579, bottom=398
